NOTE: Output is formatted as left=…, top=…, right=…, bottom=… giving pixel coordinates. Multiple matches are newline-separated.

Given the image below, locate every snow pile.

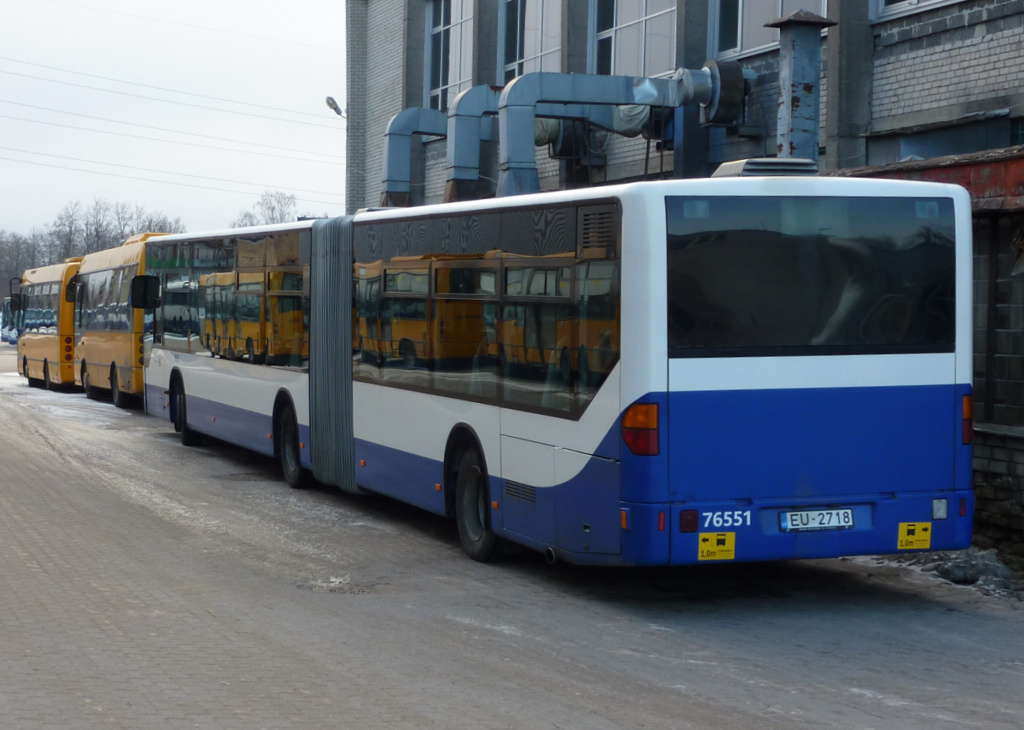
left=891, top=547, right=1021, bottom=594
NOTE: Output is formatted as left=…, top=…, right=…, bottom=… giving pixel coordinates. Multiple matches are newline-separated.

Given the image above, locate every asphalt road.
left=0, top=345, right=1022, bottom=729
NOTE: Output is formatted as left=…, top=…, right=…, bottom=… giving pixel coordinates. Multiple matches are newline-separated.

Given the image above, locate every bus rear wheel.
left=277, top=403, right=309, bottom=489
left=43, top=362, right=53, bottom=391
left=25, top=357, right=40, bottom=388
left=83, top=366, right=99, bottom=400
left=110, top=365, right=128, bottom=409
left=455, top=448, right=500, bottom=562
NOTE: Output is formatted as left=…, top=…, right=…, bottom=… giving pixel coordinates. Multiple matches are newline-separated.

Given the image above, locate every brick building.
left=345, top=0, right=1024, bottom=566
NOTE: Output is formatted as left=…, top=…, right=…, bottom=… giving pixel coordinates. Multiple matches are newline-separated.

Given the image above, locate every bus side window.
left=501, top=262, right=573, bottom=412
left=433, top=262, right=500, bottom=401
left=267, top=269, right=307, bottom=367
left=353, top=263, right=382, bottom=382
left=379, top=263, right=430, bottom=391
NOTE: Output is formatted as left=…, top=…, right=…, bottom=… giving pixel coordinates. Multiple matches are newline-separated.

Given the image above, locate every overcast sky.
left=1, top=0, right=347, bottom=235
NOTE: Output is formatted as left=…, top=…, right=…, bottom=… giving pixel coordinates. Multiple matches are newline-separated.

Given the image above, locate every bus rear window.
left=666, top=195, right=956, bottom=357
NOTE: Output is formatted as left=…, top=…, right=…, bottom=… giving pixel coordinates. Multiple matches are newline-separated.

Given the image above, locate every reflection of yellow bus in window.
left=18, top=257, right=82, bottom=390
left=200, top=271, right=237, bottom=358
left=354, top=260, right=382, bottom=372
left=236, top=272, right=266, bottom=362
left=576, top=256, right=620, bottom=387
left=499, top=259, right=574, bottom=376
left=267, top=270, right=307, bottom=366
left=433, top=262, right=498, bottom=371
left=380, top=258, right=430, bottom=368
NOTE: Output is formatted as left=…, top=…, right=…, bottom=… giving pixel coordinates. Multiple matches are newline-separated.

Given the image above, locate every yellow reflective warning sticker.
left=897, top=522, right=932, bottom=550
left=698, top=532, right=736, bottom=561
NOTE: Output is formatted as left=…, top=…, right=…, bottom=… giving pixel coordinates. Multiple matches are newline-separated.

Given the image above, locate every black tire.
left=455, top=448, right=500, bottom=562
left=278, top=403, right=309, bottom=488
left=174, top=382, right=203, bottom=446
left=43, top=362, right=54, bottom=391
left=111, top=364, right=128, bottom=409
left=83, top=366, right=100, bottom=400
left=25, top=358, right=41, bottom=388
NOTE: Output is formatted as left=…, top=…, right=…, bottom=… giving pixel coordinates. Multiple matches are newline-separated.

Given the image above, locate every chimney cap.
left=765, top=10, right=836, bottom=29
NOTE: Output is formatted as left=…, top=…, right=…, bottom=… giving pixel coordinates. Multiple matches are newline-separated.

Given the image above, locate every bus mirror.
left=130, top=275, right=160, bottom=309
left=10, top=292, right=21, bottom=311
left=65, top=275, right=79, bottom=303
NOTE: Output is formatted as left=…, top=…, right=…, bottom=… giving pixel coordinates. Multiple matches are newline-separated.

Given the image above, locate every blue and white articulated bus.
left=131, top=173, right=974, bottom=565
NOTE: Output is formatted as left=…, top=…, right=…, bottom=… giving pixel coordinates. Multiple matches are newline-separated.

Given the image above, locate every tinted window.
left=666, top=196, right=956, bottom=357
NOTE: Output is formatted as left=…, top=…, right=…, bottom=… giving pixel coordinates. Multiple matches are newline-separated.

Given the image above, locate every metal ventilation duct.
left=496, top=65, right=744, bottom=197
left=380, top=107, right=447, bottom=207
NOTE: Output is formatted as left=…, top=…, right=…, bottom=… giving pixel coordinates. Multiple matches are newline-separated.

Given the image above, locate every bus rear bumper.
left=619, top=491, right=975, bottom=566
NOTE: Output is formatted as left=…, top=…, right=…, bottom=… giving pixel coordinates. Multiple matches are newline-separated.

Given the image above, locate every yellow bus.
left=199, top=271, right=238, bottom=358
left=17, top=257, right=82, bottom=389
left=73, top=233, right=167, bottom=407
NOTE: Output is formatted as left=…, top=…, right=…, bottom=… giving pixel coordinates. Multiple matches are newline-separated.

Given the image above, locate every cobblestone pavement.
left=1, top=346, right=1023, bottom=730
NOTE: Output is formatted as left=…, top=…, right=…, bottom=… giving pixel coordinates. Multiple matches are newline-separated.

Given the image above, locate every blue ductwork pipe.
left=380, top=107, right=447, bottom=207
left=496, top=68, right=738, bottom=197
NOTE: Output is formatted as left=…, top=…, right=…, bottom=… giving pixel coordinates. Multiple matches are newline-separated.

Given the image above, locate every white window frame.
left=425, top=0, right=474, bottom=112
left=587, top=0, right=677, bottom=79
left=871, top=0, right=963, bottom=22
left=497, top=0, right=562, bottom=85
left=709, top=0, right=828, bottom=60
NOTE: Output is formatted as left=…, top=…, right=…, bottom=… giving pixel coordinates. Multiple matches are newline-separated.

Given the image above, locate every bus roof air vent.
left=711, top=158, right=819, bottom=177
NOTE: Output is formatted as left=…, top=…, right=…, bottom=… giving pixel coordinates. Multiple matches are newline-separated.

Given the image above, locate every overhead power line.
left=0, top=100, right=345, bottom=160
left=0, top=114, right=344, bottom=165
left=0, top=146, right=345, bottom=198
left=37, top=0, right=344, bottom=53
left=0, top=70, right=340, bottom=129
left=0, top=156, right=344, bottom=209
left=0, top=56, right=342, bottom=121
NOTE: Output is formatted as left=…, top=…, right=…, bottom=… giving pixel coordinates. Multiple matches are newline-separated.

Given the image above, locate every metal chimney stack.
left=767, top=10, right=835, bottom=163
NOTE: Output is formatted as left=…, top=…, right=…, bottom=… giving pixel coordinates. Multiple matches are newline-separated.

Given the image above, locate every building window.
left=875, top=0, right=961, bottom=20
left=1012, top=119, right=1024, bottom=147
left=427, top=0, right=474, bottom=112
left=500, top=0, right=562, bottom=84
left=591, top=0, right=676, bottom=78
left=711, top=0, right=827, bottom=58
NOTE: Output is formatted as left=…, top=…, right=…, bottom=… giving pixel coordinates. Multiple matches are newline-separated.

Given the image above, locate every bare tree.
left=49, top=202, right=83, bottom=263
left=83, top=198, right=117, bottom=254
left=257, top=190, right=296, bottom=224
left=142, top=212, right=186, bottom=234
left=0, top=229, right=43, bottom=296
left=113, top=201, right=134, bottom=240
left=231, top=190, right=297, bottom=227
left=231, top=210, right=260, bottom=228
left=117, top=205, right=187, bottom=238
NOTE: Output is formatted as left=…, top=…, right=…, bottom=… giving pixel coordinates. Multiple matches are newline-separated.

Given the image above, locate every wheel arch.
left=271, top=388, right=298, bottom=461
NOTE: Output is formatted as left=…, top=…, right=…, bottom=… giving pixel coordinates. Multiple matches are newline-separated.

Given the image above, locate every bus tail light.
left=962, top=395, right=973, bottom=445
left=679, top=510, right=698, bottom=533
left=622, top=403, right=659, bottom=456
